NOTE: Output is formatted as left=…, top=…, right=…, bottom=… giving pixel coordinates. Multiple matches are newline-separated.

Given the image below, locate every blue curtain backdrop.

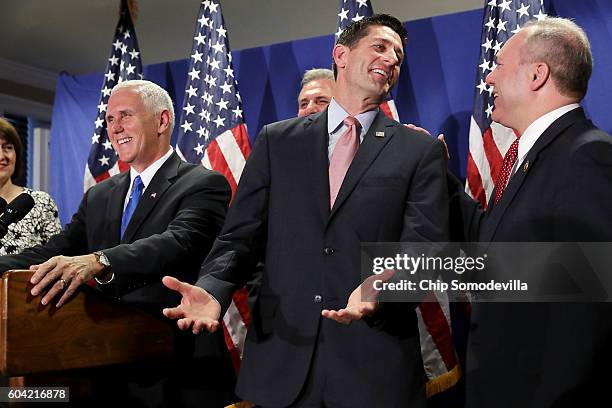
left=50, top=0, right=612, bottom=225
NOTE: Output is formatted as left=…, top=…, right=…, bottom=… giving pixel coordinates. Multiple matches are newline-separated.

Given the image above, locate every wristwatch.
left=93, top=251, right=114, bottom=284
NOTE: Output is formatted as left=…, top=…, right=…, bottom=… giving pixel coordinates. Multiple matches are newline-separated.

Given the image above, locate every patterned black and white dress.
left=0, top=189, right=61, bottom=256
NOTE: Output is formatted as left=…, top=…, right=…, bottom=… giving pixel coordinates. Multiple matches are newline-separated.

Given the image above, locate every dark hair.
left=333, top=14, right=408, bottom=78
left=0, top=117, right=24, bottom=183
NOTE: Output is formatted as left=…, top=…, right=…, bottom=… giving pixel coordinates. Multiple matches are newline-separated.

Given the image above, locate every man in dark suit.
left=163, top=14, right=449, bottom=408
left=448, top=18, right=612, bottom=407
left=0, top=80, right=236, bottom=406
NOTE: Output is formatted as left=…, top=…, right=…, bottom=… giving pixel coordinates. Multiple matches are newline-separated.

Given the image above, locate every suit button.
left=313, top=295, right=322, bottom=303
left=323, top=247, right=334, bottom=255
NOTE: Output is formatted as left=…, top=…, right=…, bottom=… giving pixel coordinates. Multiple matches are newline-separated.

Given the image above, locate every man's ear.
left=530, top=62, right=550, bottom=91
left=158, top=109, right=171, bottom=135
left=333, top=44, right=349, bottom=73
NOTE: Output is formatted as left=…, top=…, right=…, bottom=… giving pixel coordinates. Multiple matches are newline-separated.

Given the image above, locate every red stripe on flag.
left=117, top=159, right=129, bottom=173
left=94, top=171, right=111, bottom=183
left=92, top=160, right=129, bottom=184
left=379, top=101, right=394, bottom=120
left=482, top=127, right=503, bottom=184
left=420, top=293, right=457, bottom=370
left=207, top=140, right=239, bottom=194
left=466, top=152, right=487, bottom=208
left=232, top=287, right=252, bottom=327
left=231, top=124, right=252, bottom=159
left=222, top=323, right=243, bottom=373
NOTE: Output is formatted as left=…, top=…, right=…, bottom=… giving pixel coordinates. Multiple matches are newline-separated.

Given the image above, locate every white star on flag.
left=98, top=155, right=110, bottom=166
left=194, top=33, right=206, bottom=45
left=183, top=103, right=196, bottom=115
left=498, top=0, right=512, bottom=12
left=181, top=121, right=193, bottom=132
left=517, top=3, right=530, bottom=18
left=188, top=69, right=201, bottom=81
left=186, top=85, right=198, bottom=98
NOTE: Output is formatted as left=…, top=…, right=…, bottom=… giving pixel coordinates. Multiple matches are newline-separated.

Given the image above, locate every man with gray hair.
left=448, top=17, right=612, bottom=407
left=0, top=79, right=236, bottom=406
left=297, top=68, right=335, bottom=117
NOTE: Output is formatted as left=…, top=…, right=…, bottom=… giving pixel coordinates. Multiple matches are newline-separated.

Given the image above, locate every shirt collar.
left=129, top=147, right=174, bottom=189
left=517, top=103, right=580, bottom=161
left=327, top=98, right=378, bottom=136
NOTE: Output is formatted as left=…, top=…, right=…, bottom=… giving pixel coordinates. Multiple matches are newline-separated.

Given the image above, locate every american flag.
left=337, top=0, right=461, bottom=397
left=175, top=0, right=251, bottom=372
left=84, top=0, right=143, bottom=191
left=336, top=0, right=400, bottom=121
left=467, top=0, right=547, bottom=207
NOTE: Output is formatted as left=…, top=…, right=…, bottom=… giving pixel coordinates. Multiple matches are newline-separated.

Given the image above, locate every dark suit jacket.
left=197, top=110, right=449, bottom=407
left=0, top=152, right=231, bottom=308
left=0, top=152, right=236, bottom=405
left=449, top=108, right=612, bottom=407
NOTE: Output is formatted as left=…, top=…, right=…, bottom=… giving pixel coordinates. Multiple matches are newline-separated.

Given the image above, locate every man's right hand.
left=162, top=276, right=221, bottom=334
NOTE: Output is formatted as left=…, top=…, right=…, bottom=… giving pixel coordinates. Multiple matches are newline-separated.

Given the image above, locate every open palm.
left=162, top=276, right=222, bottom=334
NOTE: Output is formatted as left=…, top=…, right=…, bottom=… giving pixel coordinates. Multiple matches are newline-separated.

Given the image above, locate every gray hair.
left=522, top=17, right=592, bottom=100
left=111, top=80, right=175, bottom=133
left=301, top=68, right=334, bottom=87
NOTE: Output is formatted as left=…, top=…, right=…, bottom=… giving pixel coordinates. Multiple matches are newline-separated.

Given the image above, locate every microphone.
left=0, top=193, right=35, bottom=240
left=0, top=197, right=6, bottom=214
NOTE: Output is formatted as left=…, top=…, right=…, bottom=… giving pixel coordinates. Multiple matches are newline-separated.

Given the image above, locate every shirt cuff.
left=95, top=272, right=115, bottom=285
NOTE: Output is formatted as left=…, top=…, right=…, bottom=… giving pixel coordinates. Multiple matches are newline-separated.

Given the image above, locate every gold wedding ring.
left=59, top=278, right=67, bottom=289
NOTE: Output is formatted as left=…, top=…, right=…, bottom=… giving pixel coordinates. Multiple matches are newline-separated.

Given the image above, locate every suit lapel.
left=480, top=108, right=586, bottom=242
left=329, top=111, right=395, bottom=221
left=304, top=110, right=332, bottom=223
left=106, top=172, right=130, bottom=244
left=121, top=152, right=180, bottom=243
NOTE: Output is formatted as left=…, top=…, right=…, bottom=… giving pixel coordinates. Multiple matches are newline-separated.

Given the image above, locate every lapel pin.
left=375, top=131, right=385, bottom=138
left=522, top=160, right=530, bottom=173
left=150, top=192, right=157, bottom=198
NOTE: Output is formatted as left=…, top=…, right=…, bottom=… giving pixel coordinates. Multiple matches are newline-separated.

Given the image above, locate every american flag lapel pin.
left=375, top=131, right=385, bottom=138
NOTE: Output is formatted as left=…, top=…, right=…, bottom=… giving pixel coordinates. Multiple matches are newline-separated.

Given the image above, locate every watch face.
left=96, top=252, right=110, bottom=267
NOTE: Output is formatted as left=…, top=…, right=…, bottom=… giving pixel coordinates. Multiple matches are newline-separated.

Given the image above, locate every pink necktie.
left=493, top=136, right=520, bottom=205
left=329, top=116, right=360, bottom=208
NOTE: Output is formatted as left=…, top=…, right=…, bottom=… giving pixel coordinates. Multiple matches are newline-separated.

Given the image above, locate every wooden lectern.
left=0, top=270, right=174, bottom=377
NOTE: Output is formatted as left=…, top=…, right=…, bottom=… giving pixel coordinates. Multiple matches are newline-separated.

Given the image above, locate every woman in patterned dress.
left=0, top=118, right=61, bottom=255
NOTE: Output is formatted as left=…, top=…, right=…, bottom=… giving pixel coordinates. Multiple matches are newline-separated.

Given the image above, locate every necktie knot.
left=343, top=116, right=361, bottom=132
left=130, top=176, right=144, bottom=199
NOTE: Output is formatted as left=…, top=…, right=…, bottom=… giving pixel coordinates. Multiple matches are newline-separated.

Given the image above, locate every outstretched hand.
left=322, top=269, right=394, bottom=324
left=162, top=276, right=222, bottom=334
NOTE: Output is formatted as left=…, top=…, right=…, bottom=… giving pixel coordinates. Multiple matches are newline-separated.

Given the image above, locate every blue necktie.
left=121, top=175, right=143, bottom=238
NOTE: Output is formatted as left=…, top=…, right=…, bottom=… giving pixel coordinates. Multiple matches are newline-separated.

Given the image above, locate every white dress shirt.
left=510, top=103, right=580, bottom=177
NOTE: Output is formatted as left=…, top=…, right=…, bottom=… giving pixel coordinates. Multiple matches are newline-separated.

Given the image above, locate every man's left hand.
left=322, top=269, right=394, bottom=324
left=29, top=254, right=104, bottom=307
